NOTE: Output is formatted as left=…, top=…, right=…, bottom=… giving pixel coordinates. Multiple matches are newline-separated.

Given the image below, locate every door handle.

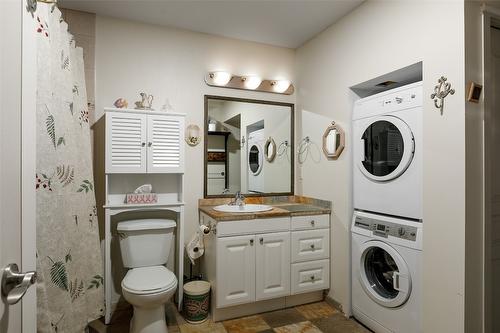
left=1, top=263, right=37, bottom=305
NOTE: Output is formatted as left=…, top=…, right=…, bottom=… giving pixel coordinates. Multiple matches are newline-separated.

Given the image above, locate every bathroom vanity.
left=199, top=197, right=331, bottom=321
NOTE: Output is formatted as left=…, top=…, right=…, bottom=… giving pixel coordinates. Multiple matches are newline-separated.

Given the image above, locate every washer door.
left=358, top=115, right=414, bottom=182
left=358, top=240, right=412, bottom=308
left=248, top=143, right=263, bottom=175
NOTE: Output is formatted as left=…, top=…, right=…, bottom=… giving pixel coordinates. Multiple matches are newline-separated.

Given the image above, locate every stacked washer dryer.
left=351, top=82, right=423, bottom=333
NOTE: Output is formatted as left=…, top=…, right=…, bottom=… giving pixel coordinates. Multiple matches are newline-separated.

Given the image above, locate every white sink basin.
left=213, top=204, right=273, bottom=213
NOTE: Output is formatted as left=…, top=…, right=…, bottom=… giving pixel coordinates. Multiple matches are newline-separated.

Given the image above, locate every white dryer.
left=247, top=129, right=265, bottom=193
left=351, top=211, right=422, bottom=333
left=353, top=82, right=422, bottom=220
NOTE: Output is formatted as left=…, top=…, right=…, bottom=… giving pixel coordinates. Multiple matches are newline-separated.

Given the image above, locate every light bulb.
left=210, top=71, right=232, bottom=86
left=273, top=80, right=291, bottom=93
left=243, top=76, right=262, bottom=90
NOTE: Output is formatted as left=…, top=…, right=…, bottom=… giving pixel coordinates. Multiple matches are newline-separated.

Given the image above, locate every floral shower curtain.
left=35, top=4, right=104, bottom=332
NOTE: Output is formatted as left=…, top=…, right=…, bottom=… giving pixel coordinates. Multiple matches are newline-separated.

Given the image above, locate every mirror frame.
left=204, top=95, right=295, bottom=198
left=264, top=137, right=276, bottom=162
left=322, top=121, right=345, bottom=160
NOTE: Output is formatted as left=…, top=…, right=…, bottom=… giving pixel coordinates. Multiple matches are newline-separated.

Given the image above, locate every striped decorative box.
left=125, top=193, right=158, bottom=204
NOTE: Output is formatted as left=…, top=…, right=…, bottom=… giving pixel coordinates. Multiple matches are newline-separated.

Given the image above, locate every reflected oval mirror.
left=264, top=137, right=276, bottom=162
left=322, top=121, right=345, bottom=159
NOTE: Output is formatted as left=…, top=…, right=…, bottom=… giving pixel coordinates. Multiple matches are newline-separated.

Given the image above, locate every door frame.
left=22, top=0, right=37, bottom=331
left=481, top=6, right=500, bottom=333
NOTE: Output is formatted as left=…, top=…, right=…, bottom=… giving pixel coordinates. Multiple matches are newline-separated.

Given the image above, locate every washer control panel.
left=354, top=215, right=417, bottom=241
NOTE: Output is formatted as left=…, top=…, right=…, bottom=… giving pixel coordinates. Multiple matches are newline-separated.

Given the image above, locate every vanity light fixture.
left=271, top=80, right=291, bottom=93
left=205, top=72, right=294, bottom=95
left=209, top=71, right=232, bottom=86
left=242, top=76, right=262, bottom=90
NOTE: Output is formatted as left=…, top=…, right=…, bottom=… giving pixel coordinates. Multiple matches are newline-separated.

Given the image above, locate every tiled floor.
left=89, top=301, right=371, bottom=333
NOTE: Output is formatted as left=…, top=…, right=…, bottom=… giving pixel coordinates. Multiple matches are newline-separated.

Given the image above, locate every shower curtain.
left=35, top=4, right=104, bottom=332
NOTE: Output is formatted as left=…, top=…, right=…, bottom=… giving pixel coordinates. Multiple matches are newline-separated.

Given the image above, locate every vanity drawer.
left=291, top=259, right=330, bottom=295
left=291, top=229, right=329, bottom=263
left=216, top=217, right=290, bottom=237
left=291, top=214, right=329, bottom=230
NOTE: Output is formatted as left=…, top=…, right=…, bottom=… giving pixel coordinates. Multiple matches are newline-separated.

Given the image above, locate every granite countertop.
left=198, top=195, right=331, bottom=222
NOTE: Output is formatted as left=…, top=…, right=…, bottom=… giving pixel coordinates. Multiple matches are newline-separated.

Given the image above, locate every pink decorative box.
left=125, top=193, right=158, bottom=204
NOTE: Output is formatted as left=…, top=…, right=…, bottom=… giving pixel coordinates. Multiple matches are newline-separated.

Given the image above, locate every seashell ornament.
left=114, top=98, right=128, bottom=109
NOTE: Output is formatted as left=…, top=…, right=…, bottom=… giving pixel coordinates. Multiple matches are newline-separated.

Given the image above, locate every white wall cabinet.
left=105, top=110, right=185, bottom=174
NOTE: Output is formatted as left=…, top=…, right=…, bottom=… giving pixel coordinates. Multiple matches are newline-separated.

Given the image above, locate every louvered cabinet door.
left=105, top=112, right=147, bottom=173
left=147, top=115, right=185, bottom=173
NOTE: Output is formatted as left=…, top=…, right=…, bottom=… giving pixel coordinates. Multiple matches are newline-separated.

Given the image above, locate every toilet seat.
left=122, top=266, right=177, bottom=295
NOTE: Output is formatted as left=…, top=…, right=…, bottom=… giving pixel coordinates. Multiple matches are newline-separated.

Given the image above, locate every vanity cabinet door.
left=256, top=232, right=290, bottom=301
left=147, top=115, right=185, bottom=173
left=216, top=235, right=256, bottom=308
left=106, top=112, right=147, bottom=173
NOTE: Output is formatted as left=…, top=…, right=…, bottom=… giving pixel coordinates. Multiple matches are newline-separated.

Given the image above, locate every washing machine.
left=247, top=129, right=265, bottom=193
left=353, top=82, right=422, bottom=220
left=351, top=210, right=422, bottom=333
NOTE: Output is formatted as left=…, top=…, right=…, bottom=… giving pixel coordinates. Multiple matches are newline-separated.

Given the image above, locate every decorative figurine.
left=430, top=76, right=455, bottom=115
left=113, top=98, right=128, bottom=109
left=134, top=92, right=154, bottom=110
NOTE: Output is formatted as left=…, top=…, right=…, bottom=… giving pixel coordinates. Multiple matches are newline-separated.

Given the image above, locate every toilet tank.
left=117, top=219, right=176, bottom=268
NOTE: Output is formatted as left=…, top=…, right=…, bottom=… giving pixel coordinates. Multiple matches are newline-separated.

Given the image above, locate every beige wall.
left=296, top=1, right=466, bottom=332
left=94, top=15, right=296, bottom=242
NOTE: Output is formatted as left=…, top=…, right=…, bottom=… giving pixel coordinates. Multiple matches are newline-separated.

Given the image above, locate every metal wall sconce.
left=431, top=76, right=455, bottom=114
left=205, top=71, right=294, bottom=95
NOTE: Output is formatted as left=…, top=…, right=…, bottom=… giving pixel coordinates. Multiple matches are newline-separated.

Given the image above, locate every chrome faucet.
left=229, top=191, right=245, bottom=206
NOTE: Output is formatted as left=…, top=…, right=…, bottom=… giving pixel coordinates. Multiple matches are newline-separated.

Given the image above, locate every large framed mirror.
left=204, top=95, right=294, bottom=197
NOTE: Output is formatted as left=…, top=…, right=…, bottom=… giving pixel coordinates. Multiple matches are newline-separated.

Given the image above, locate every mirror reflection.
left=205, top=96, right=293, bottom=196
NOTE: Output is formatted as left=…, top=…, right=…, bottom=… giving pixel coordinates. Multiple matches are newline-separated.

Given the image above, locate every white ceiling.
left=58, top=0, right=364, bottom=48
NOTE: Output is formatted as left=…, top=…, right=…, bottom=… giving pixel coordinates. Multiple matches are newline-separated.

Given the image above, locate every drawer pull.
left=259, top=237, right=264, bottom=245
left=310, top=220, right=315, bottom=226
left=250, top=239, right=254, bottom=246
left=310, top=244, right=315, bottom=250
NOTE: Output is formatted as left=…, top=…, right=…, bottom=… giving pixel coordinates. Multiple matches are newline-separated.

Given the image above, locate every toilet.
left=117, top=219, right=178, bottom=333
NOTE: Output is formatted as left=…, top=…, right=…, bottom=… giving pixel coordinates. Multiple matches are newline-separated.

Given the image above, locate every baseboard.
left=211, top=291, right=324, bottom=322
left=324, top=295, right=348, bottom=316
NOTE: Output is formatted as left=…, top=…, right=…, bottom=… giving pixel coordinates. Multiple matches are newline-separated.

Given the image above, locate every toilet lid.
left=122, top=266, right=177, bottom=295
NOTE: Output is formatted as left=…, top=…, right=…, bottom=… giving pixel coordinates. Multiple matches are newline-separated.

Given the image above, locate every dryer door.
left=248, top=143, right=263, bottom=176
left=357, top=115, right=414, bottom=182
left=358, top=240, right=412, bottom=308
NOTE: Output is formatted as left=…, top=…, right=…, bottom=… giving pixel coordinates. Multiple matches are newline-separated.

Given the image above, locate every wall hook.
left=430, top=76, right=455, bottom=115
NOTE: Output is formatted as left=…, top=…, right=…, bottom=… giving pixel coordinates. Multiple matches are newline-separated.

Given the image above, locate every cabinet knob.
left=148, top=142, right=152, bottom=147
left=249, top=239, right=254, bottom=246
left=310, top=220, right=315, bottom=226
left=310, top=275, right=315, bottom=281
left=141, top=142, right=146, bottom=147
left=310, top=244, right=315, bottom=250
left=259, top=237, right=263, bottom=245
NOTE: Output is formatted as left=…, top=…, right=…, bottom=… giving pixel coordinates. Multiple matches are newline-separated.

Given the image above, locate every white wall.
left=94, top=15, right=295, bottom=243
left=296, top=1, right=466, bottom=332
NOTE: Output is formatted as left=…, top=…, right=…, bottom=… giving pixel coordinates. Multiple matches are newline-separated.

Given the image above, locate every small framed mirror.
left=264, top=137, right=276, bottom=162
left=322, top=121, right=345, bottom=159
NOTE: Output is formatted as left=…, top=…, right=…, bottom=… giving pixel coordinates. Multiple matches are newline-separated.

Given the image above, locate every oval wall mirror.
left=322, top=121, right=345, bottom=159
left=264, top=137, right=276, bottom=162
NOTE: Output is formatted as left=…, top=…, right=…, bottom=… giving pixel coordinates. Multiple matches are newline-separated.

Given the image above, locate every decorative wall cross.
left=431, top=76, right=455, bottom=115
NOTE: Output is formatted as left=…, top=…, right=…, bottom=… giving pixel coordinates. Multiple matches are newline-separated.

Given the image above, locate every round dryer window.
left=249, top=144, right=263, bottom=175
left=358, top=240, right=412, bottom=308
left=358, top=115, right=415, bottom=182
